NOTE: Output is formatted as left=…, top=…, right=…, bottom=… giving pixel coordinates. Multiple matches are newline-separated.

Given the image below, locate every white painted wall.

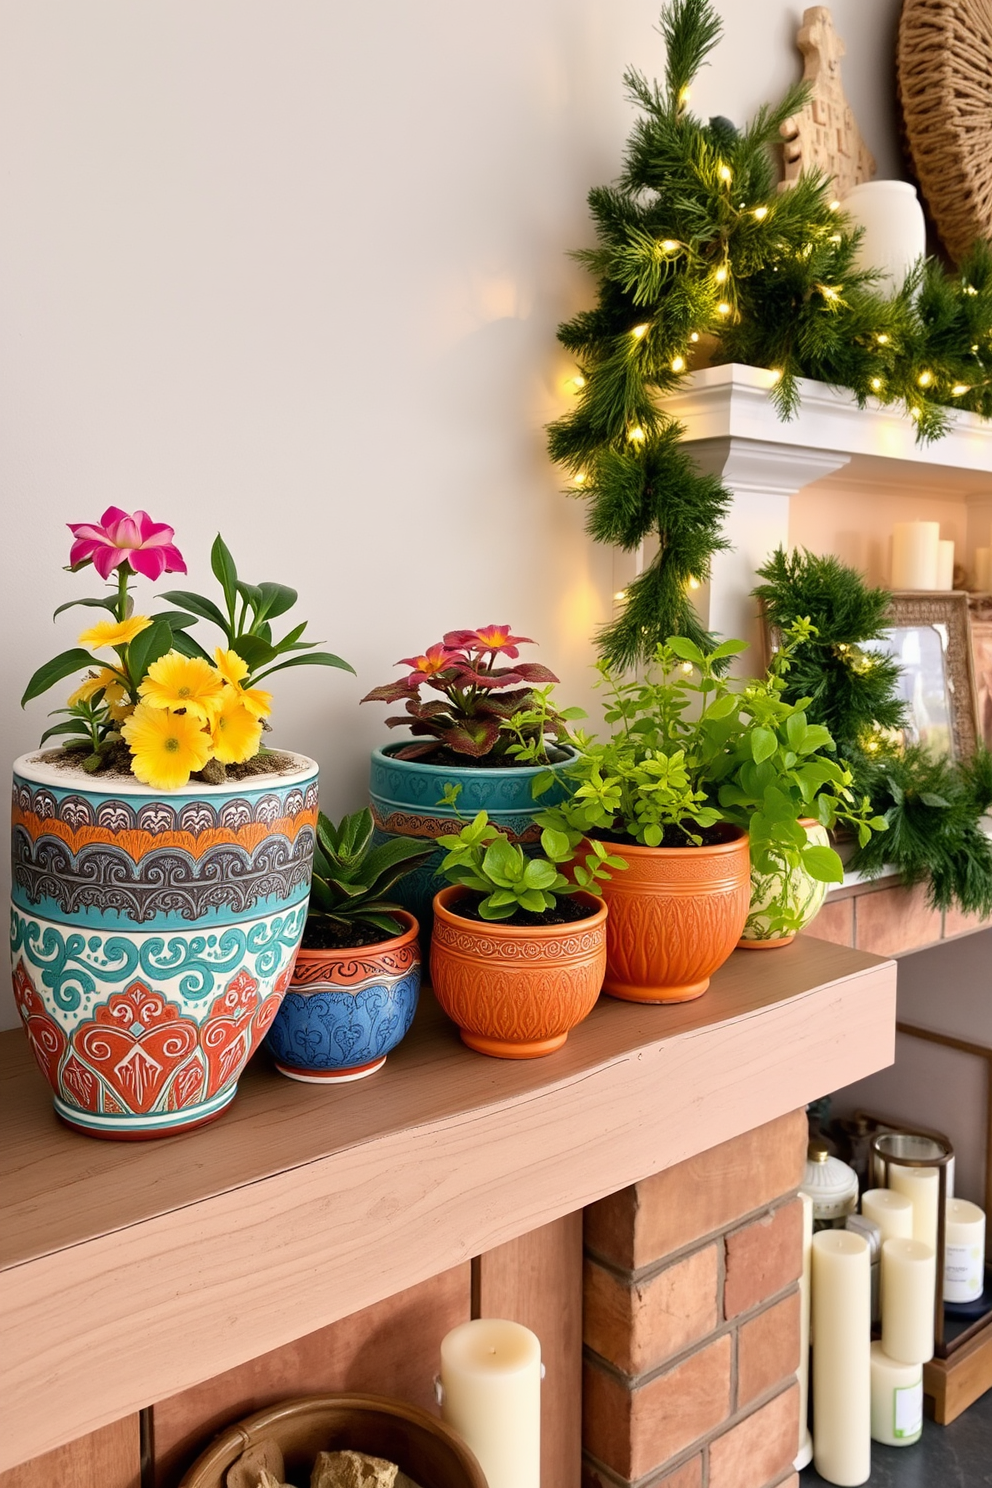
left=0, top=0, right=904, bottom=1028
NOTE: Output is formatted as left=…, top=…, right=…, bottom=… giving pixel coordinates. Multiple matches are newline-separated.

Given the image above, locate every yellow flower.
left=121, top=705, right=213, bottom=791
left=78, top=615, right=152, bottom=650
left=139, top=651, right=224, bottom=724
left=68, top=668, right=132, bottom=719
left=214, top=647, right=273, bottom=719
left=209, top=692, right=263, bottom=764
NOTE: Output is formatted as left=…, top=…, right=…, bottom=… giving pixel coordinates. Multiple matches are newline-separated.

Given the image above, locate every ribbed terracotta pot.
left=599, top=829, right=751, bottom=1003
left=430, top=885, right=607, bottom=1058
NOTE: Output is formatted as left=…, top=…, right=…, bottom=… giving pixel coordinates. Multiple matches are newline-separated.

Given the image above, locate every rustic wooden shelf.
left=0, top=936, right=895, bottom=1472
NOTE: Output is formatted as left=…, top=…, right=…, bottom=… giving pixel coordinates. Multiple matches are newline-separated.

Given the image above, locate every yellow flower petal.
left=78, top=615, right=152, bottom=649
left=138, top=651, right=224, bottom=724
left=214, top=647, right=249, bottom=688
left=121, top=704, right=213, bottom=791
left=210, top=694, right=263, bottom=764
left=67, top=673, right=106, bottom=707
left=67, top=667, right=131, bottom=711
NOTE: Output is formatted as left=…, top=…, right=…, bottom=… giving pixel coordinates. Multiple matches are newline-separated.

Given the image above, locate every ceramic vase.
left=738, top=819, right=832, bottom=948
left=598, top=830, right=751, bottom=1003
left=430, top=886, right=607, bottom=1058
left=10, top=750, right=318, bottom=1138
left=368, top=744, right=576, bottom=941
left=841, top=181, right=927, bottom=292
left=265, top=911, right=421, bottom=1082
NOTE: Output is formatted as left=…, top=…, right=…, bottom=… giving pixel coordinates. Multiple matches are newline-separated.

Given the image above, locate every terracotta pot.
left=738, top=818, right=831, bottom=949
left=430, top=885, right=607, bottom=1058
left=599, top=829, right=751, bottom=1003
left=265, top=912, right=422, bottom=1082
left=178, top=1392, right=486, bottom=1488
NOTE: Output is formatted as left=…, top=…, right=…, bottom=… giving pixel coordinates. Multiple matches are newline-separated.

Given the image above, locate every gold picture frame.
left=969, top=597, right=992, bottom=751
left=884, top=592, right=980, bottom=762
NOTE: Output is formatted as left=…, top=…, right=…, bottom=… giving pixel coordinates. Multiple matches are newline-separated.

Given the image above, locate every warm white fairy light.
left=660, top=239, right=679, bottom=252
left=876, top=333, right=890, bottom=345
left=632, top=323, right=649, bottom=339
left=687, top=577, right=701, bottom=590
left=614, top=589, right=628, bottom=603
left=689, top=331, right=700, bottom=343
left=718, top=163, right=732, bottom=182
left=828, top=233, right=841, bottom=243
left=951, top=384, right=970, bottom=396
left=917, top=370, right=933, bottom=388
left=628, top=425, right=646, bottom=442
left=671, top=355, right=686, bottom=373
left=715, top=265, right=728, bottom=284
left=829, top=199, right=840, bottom=211
left=911, top=407, right=921, bottom=420
left=769, top=368, right=782, bottom=382
left=717, top=301, right=731, bottom=315
left=680, top=661, right=694, bottom=674
left=871, top=377, right=883, bottom=391
left=753, top=205, right=768, bottom=221
left=574, top=471, right=588, bottom=485
left=820, top=285, right=841, bottom=301
left=572, top=374, right=586, bottom=390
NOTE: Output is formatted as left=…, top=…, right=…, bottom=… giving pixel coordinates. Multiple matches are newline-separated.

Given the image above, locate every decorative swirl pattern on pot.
left=11, top=775, right=319, bottom=833
left=265, top=971, right=421, bottom=1074
left=431, top=914, right=604, bottom=961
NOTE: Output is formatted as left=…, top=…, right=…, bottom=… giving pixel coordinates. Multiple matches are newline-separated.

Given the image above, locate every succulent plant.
left=308, top=808, right=433, bottom=937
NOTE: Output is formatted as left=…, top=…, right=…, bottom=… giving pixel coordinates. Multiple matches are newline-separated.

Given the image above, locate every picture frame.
left=879, top=592, right=980, bottom=762
left=969, top=597, right=992, bottom=751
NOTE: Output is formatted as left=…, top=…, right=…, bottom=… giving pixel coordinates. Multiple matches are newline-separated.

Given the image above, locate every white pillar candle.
left=936, top=540, right=955, bottom=591
left=862, top=1188, right=914, bottom=1245
left=944, top=1198, right=986, bottom=1302
left=888, top=1165, right=940, bottom=1252
left=795, top=1192, right=814, bottom=1470
left=869, top=1342, right=923, bottom=1447
left=440, top=1319, right=541, bottom=1488
left=975, top=547, right=992, bottom=593
left=812, top=1231, right=871, bottom=1486
left=881, top=1238, right=936, bottom=1365
left=891, top=522, right=940, bottom=590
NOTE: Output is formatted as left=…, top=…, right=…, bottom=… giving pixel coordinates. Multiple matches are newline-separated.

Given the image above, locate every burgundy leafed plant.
left=362, top=625, right=568, bottom=764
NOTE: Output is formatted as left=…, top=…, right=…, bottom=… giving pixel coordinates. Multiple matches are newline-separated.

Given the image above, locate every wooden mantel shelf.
left=0, top=939, right=895, bottom=1471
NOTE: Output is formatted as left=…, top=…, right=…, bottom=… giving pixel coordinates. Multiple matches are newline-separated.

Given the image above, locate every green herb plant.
left=437, top=809, right=625, bottom=921
left=307, top=808, right=434, bottom=940
left=536, top=624, right=885, bottom=898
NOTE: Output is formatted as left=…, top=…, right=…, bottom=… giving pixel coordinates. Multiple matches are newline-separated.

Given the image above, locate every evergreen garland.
left=550, top=0, right=992, bottom=668
left=753, top=547, right=992, bottom=916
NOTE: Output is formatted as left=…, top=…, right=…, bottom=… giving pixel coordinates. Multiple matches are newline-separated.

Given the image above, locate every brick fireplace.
left=581, top=1110, right=807, bottom=1488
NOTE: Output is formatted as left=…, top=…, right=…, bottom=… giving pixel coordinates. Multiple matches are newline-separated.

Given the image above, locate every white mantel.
left=618, top=364, right=992, bottom=655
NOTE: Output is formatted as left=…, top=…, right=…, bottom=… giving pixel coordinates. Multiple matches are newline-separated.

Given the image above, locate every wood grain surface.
left=0, top=942, right=895, bottom=1470
left=0, top=1417, right=140, bottom=1488
left=475, top=1215, right=583, bottom=1488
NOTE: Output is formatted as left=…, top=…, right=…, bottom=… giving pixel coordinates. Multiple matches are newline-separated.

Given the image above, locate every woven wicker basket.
left=897, top=0, right=992, bottom=263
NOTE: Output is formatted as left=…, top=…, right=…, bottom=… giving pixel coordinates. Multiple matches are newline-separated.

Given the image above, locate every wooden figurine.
left=780, top=6, right=875, bottom=195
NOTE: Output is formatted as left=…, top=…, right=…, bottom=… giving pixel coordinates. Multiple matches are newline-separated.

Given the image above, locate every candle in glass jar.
left=891, top=522, right=939, bottom=590
left=440, top=1319, right=541, bottom=1488
left=869, top=1342, right=923, bottom=1446
left=812, top=1231, right=871, bottom=1486
left=944, top=1199, right=986, bottom=1302
left=888, top=1165, right=939, bottom=1252
left=862, top=1188, right=914, bottom=1244
left=881, top=1238, right=936, bottom=1364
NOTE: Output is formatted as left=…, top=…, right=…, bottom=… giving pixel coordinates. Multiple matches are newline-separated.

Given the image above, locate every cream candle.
left=881, top=1239, right=936, bottom=1365
left=891, top=522, right=939, bottom=590
left=440, top=1319, right=541, bottom=1488
left=975, top=547, right=992, bottom=593
left=944, top=1198, right=986, bottom=1303
left=869, top=1343, right=923, bottom=1447
left=936, top=540, right=955, bottom=591
left=861, top=1189, right=914, bottom=1244
left=888, top=1165, right=939, bottom=1252
left=812, top=1231, right=871, bottom=1486
left=795, top=1192, right=814, bottom=1470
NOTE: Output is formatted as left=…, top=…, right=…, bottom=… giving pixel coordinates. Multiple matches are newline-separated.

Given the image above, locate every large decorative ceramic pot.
left=10, top=751, right=318, bottom=1139
left=368, top=744, right=576, bottom=940
left=599, top=829, right=751, bottom=1004
left=738, top=819, right=831, bottom=949
left=265, top=911, right=421, bottom=1083
left=430, top=885, right=607, bottom=1058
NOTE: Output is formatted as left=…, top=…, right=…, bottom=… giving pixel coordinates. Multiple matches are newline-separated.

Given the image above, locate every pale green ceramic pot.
left=737, top=819, right=831, bottom=948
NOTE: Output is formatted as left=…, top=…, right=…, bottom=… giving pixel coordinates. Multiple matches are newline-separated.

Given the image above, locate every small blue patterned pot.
left=368, top=744, right=577, bottom=941
left=265, top=911, right=421, bottom=1082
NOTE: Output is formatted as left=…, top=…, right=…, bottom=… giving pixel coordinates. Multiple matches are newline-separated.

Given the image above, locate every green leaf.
left=920, top=792, right=950, bottom=809
left=523, top=858, right=558, bottom=890
left=802, top=843, right=844, bottom=883
left=236, top=581, right=263, bottom=617
left=39, top=719, right=94, bottom=744
left=251, top=650, right=356, bottom=682
left=709, top=638, right=749, bottom=660
left=158, top=590, right=230, bottom=633
left=21, top=649, right=103, bottom=707
left=52, top=595, right=120, bottom=620
left=231, top=634, right=277, bottom=669
left=126, top=618, right=174, bottom=683
left=167, top=627, right=213, bottom=663
left=540, top=827, right=572, bottom=861
left=785, top=712, right=807, bottom=751
left=750, top=726, right=777, bottom=764
left=518, top=888, right=548, bottom=913
left=703, top=693, right=739, bottom=720
left=666, top=635, right=704, bottom=665
left=255, top=582, right=298, bottom=621
left=211, top=534, right=239, bottom=618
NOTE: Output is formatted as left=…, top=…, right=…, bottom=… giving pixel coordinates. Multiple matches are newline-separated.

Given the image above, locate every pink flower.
left=397, top=642, right=457, bottom=687
left=444, top=626, right=535, bottom=659
left=67, top=507, right=186, bottom=581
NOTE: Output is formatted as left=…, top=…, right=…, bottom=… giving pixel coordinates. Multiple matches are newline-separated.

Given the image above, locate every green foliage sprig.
left=753, top=546, right=992, bottom=915
left=437, top=809, right=623, bottom=921
left=549, top=0, right=992, bottom=667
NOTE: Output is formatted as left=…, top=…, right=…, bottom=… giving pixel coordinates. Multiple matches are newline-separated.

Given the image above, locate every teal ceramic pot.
left=368, top=743, right=576, bottom=940
left=10, top=750, right=318, bottom=1139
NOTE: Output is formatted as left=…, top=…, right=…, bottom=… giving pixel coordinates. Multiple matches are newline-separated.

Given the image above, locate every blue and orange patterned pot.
left=368, top=744, right=576, bottom=941
left=9, top=751, right=318, bottom=1139
left=265, top=911, right=421, bottom=1082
